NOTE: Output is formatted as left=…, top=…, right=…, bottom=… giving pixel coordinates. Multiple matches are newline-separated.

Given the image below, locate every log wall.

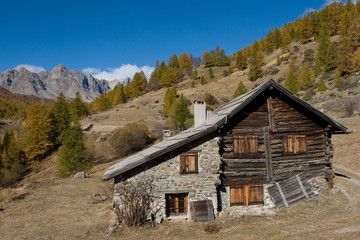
left=221, top=94, right=331, bottom=186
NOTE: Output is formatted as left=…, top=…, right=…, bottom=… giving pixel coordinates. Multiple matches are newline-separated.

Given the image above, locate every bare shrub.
left=202, top=92, right=218, bottom=106
left=345, top=100, right=356, bottom=117
left=203, top=223, right=222, bottom=234
left=303, top=89, right=316, bottom=101
left=114, top=178, right=154, bottom=227
left=110, top=123, right=154, bottom=158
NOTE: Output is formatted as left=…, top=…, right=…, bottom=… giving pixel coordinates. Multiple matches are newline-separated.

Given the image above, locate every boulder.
left=74, top=171, right=86, bottom=179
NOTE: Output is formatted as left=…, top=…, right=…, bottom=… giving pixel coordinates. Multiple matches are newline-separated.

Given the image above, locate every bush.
left=203, top=92, right=218, bottom=106
left=110, top=123, right=153, bottom=158
left=114, top=178, right=154, bottom=227
left=303, top=89, right=316, bottom=101
left=0, top=163, right=27, bottom=187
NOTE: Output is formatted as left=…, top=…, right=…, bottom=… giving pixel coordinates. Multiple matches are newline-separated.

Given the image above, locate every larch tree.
left=23, top=103, right=55, bottom=162
left=111, top=84, right=126, bottom=107
left=163, top=86, right=177, bottom=116
left=284, top=59, right=300, bottom=94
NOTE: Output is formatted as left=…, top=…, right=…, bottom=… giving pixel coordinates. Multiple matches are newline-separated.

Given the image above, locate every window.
left=179, top=152, right=198, bottom=174
left=166, top=193, right=188, bottom=216
left=233, top=135, right=258, bottom=153
left=230, top=184, right=264, bottom=206
left=283, top=135, right=306, bottom=154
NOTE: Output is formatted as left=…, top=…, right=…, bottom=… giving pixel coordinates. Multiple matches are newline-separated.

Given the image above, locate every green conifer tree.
left=190, top=81, right=195, bottom=88
left=209, top=68, right=214, bottom=78
left=56, top=121, right=93, bottom=177
left=228, top=65, right=233, bottom=74
left=200, top=76, right=207, bottom=85
left=334, top=68, right=343, bottom=88
left=52, top=93, right=71, bottom=144
left=192, top=69, right=198, bottom=80
left=233, top=81, right=248, bottom=99
left=70, top=92, right=89, bottom=120
left=317, top=78, right=327, bottom=92
left=276, top=55, right=281, bottom=66
left=169, top=94, right=191, bottom=129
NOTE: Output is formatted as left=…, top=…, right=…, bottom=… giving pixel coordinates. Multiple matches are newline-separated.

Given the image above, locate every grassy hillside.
left=0, top=87, right=51, bottom=119
left=1, top=116, right=360, bottom=239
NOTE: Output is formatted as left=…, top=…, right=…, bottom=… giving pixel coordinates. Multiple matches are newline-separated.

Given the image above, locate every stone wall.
left=113, top=133, right=222, bottom=220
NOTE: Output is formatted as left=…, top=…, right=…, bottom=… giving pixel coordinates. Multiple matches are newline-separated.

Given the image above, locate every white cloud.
left=86, top=64, right=154, bottom=81
left=15, top=64, right=46, bottom=73
left=82, top=67, right=101, bottom=75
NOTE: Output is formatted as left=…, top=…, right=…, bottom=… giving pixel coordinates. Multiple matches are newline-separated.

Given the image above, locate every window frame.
left=283, top=135, right=307, bottom=154
left=233, top=135, right=259, bottom=154
left=179, top=152, right=199, bottom=174
left=165, top=193, right=188, bottom=217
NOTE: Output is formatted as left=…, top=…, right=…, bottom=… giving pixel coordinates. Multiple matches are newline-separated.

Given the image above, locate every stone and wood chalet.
left=103, top=79, right=349, bottom=221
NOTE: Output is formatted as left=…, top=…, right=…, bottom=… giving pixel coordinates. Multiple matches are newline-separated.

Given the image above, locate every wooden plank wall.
left=269, top=97, right=328, bottom=182
left=220, top=94, right=331, bottom=186
left=221, top=99, right=269, bottom=185
left=268, top=173, right=316, bottom=210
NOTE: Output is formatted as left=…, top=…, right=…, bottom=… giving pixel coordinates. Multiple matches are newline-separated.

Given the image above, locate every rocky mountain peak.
left=0, top=64, right=110, bottom=102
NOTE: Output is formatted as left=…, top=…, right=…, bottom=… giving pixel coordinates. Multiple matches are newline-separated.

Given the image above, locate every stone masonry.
left=114, top=134, right=222, bottom=220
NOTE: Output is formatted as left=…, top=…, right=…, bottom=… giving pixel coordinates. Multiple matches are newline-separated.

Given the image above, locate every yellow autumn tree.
left=23, top=103, right=55, bottom=162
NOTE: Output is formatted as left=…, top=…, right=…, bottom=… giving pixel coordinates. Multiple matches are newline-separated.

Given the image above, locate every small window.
left=230, top=184, right=263, bottom=206
left=233, top=135, right=258, bottom=153
left=284, top=135, right=306, bottom=154
left=166, top=193, right=188, bottom=216
left=179, top=152, right=198, bottom=174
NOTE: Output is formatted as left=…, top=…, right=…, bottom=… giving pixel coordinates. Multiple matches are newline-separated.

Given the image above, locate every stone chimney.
left=194, top=100, right=206, bottom=128
left=162, top=130, right=171, bottom=140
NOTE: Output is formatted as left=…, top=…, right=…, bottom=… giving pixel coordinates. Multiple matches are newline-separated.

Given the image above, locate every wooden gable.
left=220, top=90, right=333, bottom=186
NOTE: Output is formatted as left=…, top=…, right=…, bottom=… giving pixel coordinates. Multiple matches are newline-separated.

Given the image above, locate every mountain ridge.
left=0, top=64, right=110, bottom=102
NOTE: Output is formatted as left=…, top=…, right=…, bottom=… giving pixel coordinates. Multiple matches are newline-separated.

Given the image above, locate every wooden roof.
left=102, top=79, right=349, bottom=181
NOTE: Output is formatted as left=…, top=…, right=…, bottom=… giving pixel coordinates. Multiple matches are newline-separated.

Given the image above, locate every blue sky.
left=0, top=0, right=346, bottom=80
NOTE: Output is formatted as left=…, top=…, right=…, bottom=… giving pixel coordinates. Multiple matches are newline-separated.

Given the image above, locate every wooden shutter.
left=234, top=136, right=258, bottom=153
left=284, top=135, right=306, bottom=154
left=188, top=154, right=197, bottom=172
left=249, top=185, right=264, bottom=205
left=230, top=186, right=245, bottom=206
left=247, top=136, right=258, bottom=153
left=294, top=135, right=306, bottom=153
left=180, top=152, right=198, bottom=174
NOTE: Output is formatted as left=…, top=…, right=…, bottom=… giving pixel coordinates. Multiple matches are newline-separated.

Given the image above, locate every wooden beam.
left=264, top=126, right=274, bottom=182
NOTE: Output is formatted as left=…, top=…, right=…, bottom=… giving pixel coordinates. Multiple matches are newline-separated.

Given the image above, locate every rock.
left=107, top=224, right=118, bottom=236
left=74, top=171, right=86, bottom=179
left=155, top=215, right=163, bottom=224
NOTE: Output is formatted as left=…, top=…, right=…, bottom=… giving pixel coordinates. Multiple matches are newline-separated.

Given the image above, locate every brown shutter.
left=230, top=186, right=245, bottom=206
left=180, top=155, right=186, bottom=173
left=294, top=135, right=306, bottom=153
left=233, top=136, right=240, bottom=153
left=249, top=185, right=264, bottom=205
left=247, top=136, right=258, bottom=153
left=239, top=136, right=247, bottom=153
left=188, top=154, right=197, bottom=172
